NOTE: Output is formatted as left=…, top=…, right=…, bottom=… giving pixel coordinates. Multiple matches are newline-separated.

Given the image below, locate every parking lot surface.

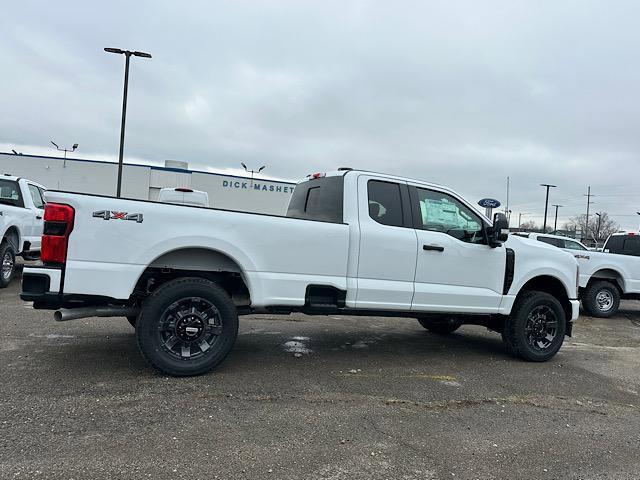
left=2, top=271, right=640, bottom=479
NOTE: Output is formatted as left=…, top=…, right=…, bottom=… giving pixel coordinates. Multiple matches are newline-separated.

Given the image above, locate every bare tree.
left=519, top=220, right=539, bottom=231
left=563, top=212, right=619, bottom=241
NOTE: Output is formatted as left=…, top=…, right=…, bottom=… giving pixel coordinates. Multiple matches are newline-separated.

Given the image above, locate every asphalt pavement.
left=2, top=271, right=640, bottom=479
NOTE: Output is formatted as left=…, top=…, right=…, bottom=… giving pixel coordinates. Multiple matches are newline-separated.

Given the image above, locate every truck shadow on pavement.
left=41, top=324, right=517, bottom=378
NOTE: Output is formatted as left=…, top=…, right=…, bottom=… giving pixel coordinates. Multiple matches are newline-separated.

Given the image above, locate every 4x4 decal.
left=93, top=210, right=144, bottom=223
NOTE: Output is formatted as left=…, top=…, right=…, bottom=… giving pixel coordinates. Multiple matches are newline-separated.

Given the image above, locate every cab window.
left=0, top=180, right=24, bottom=208
left=604, top=235, right=624, bottom=254
left=563, top=239, right=587, bottom=251
left=287, top=176, right=343, bottom=223
left=537, top=236, right=563, bottom=248
left=367, top=180, right=404, bottom=228
left=413, top=187, right=484, bottom=244
left=623, top=237, right=640, bottom=256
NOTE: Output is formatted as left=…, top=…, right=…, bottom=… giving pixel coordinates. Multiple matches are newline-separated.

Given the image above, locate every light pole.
left=104, top=47, right=152, bottom=197
left=51, top=141, right=78, bottom=162
left=540, top=183, right=557, bottom=232
left=518, top=212, right=530, bottom=229
left=552, top=204, right=563, bottom=234
left=595, top=212, right=602, bottom=244
left=241, top=163, right=266, bottom=187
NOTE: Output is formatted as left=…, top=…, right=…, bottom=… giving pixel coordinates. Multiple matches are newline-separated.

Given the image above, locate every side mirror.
left=487, top=212, right=509, bottom=247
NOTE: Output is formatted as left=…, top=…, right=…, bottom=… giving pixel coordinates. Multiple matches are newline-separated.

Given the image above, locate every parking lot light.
left=104, top=47, right=152, bottom=198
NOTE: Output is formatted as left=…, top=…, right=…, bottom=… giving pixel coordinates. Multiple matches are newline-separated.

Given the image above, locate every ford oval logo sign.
left=478, top=198, right=501, bottom=208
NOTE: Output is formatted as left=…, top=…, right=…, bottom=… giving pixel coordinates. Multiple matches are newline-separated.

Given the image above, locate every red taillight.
left=41, top=203, right=75, bottom=264
left=44, top=203, right=74, bottom=223
left=310, top=172, right=325, bottom=179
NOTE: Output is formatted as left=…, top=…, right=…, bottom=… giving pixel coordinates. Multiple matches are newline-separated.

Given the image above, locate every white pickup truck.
left=21, top=169, right=580, bottom=376
left=513, top=232, right=640, bottom=318
left=1, top=175, right=46, bottom=287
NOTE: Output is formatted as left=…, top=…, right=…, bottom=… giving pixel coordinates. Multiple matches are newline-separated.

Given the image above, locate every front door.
left=409, top=185, right=505, bottom=313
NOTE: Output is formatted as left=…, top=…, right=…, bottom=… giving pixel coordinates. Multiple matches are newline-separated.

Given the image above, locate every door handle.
left=36, top=215, right=42, bottom=220
left=423, top=244, right=444, bottom=252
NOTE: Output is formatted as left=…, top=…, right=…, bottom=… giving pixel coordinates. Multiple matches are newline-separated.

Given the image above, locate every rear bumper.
left=21, top=267, right=63, bottom=308
left=21, top=266, right=61, bottom=292
left=21, top=266, right=117, bottom=310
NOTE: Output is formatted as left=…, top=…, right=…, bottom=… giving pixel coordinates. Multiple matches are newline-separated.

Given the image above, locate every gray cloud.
left=2, top=0, right=639, bottom=228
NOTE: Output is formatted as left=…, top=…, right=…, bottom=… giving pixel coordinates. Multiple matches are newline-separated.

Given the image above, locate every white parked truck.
left=0, top=174, right=46, bottom=287
left=21, top=169, right=580, bottom=376
left=513, top=232, right=640, bottom=317
left=157, top=187, right=209, bottom=207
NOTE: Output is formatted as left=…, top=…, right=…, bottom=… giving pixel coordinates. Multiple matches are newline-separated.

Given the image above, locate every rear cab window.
left=286, top=175, right=344, bottom=223
left=604, top=235, right=624, bottom=254
left=603, top=234, right=640, bottom=255
left=622, top=236, right=640, bottom=256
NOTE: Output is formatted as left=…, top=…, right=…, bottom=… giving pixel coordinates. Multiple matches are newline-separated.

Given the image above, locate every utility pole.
left=540, top=183, right=557, bottom=232
left=518, top=212, right=530, bottom=229
left=552, top=204, right=563, bottom=234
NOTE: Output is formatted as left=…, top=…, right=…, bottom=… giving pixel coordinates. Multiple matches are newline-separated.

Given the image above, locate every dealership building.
left=0, top=152, right=296, bottom=215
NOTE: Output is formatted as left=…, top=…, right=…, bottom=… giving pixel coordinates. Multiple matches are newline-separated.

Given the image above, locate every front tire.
left=581, top=280, right=620, bottom=318
left=0, top=242, right=16, bottom=288
left=503, top=291, right=566, bottom=362
left=417, top=316, right=463, bottom=334
left=136, top=277, right=239, bottom=376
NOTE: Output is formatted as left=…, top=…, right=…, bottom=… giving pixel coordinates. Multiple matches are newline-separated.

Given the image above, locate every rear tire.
left=417, top=316, right=463, bottom=334
left=136, top=277, right=239, bottom=376
left=581, top=280, right=620, bottom=318
left=0, top=242, right=16, bottom=288
left=503, top=291, right=566, bottom=362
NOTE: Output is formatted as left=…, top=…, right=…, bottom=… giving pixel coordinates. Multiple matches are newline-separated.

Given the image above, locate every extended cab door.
left=355, top=175, right=417, bottom=310
left=409, top=185, right=505, bottom=313
left=25, top=183, right=45, bottom=251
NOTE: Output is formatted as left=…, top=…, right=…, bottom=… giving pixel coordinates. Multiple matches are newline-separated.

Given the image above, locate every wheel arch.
left=515, top=275, right=573, bottom=324
left=588, top=268, right=625, bottom=293
left=132, top=247, right=252, bottom=306
left=1, top=225, right=21, bottom=252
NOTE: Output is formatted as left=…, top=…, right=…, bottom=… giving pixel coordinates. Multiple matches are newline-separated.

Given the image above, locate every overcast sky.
left=1, top=0, right=639, bottom=228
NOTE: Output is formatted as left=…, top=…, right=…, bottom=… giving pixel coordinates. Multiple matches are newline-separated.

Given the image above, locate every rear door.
left=26, top=183, right=45, bottom=250
left=409, top=185, right=505, bottom=313
left=355, top=175, right=417, bottom=310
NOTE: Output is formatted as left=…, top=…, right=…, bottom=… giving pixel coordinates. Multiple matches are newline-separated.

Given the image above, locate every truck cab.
left=0, top=174, right=46, bottom=287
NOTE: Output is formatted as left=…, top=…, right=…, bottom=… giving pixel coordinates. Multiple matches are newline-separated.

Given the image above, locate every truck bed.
left=43, top=190, right=350, bottom=306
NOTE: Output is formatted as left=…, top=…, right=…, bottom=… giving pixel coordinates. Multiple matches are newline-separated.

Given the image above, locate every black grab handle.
left=423, top=244, right=444, bottom=252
